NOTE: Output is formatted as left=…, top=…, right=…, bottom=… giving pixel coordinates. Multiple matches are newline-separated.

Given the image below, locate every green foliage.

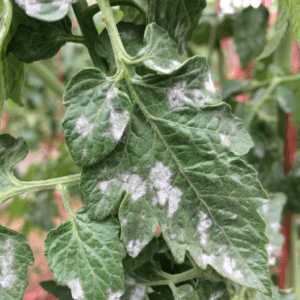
left=284, top=0, right=300, bottom=48
left=40, top=280, right=74, bottom=300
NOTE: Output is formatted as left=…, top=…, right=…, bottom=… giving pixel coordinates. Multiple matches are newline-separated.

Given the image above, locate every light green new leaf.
left=81, top=56, right=271, bottom=294
left=0, top=134, right=28, bottom=196
left=0, top=224, right=34, bottom=300
left=196, top=278, right=230, bottom=300
left=95, top=22, right=181, bottom=74
left=148, top=0, right=207, bottom=52
left=234, top=5, right=269, bottom=68
left=284, top=0, right=300, bottom=48
left=258, top=193, right=286, bottom=266
left=44, top=214, right=126, bottom=300
left=171, top=284, right=198, bottom=300
left=121, top=276, right=149, bottom=300
left=257, top=0, right=289, bottom=60
left=14, top=0, right=77, bottom=21
left=275, top=85, right=300, bottom=113
left=62, top=68, right=132, bottom=167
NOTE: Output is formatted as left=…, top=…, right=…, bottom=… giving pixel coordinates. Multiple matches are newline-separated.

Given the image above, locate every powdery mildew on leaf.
left=108, top=289, right=124, bottom=300
left=197, top=212, right=213, bottom=246
left=67, top=278, right=84, bottom=300
left=75, top=117, right=95, bottom=138
left=204, top=71, right=217, bottom=93
left=222, top=255, right=244, bottom=280
left=121, top=276, right=148, bottom=300
left=126, top=239, right=148, bottom=258
left=0, top=240, right=16, bottom=289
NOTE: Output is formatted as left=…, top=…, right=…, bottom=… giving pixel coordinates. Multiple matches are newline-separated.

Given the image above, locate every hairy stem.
left=57, top=184, right=75, bottom=217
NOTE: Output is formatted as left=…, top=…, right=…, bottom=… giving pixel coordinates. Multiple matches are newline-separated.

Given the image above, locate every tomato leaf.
left=0, top=224, right=34, bottom=300
left=284, top=0, right=300, bottom=48
left=121, top=276, right=148, bottom=300
left=275, top=85, right=300, bottom=113
left=196, top=278, right=230, bottom=300
left=171, top=284, right=198, bottom=300
left=44, top=214, right=126, bottom=300
left=40, top=281, right=74, bottom=300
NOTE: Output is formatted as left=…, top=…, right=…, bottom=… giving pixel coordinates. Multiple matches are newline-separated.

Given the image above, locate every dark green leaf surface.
left=284, top=0, right=300, bottom=48
left=121, top=276, right=148, bottom=300
left=14, top=0, right=76, bottom=21
left=257, top=0, right=289, bottom=60
left=40, top=281, right=74, bottom=300
left=80, top=56, right=270, bottom=294
left=258, top=193, right=286, bottom=266
left=44, top=214, right=126, bottom=300
left=0, top=134, right=28, bottom=196
left=148, top=0, right=207, bottom=52
left=8, top=15, right=72, bottom=63
left=275, top=85, right=300, bottom=113
left=95, top=22, right=181, bottom=74
left=0, top=224, right=34, bottom=300
left=196, top=277, right=230, bottom=300
left=234, top=5, right=269, bottom=68
left=62, top=68, right=132, bottom=167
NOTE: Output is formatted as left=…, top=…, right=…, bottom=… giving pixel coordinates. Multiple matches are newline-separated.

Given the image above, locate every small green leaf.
left=257, top=0, right=289, bottom=60
left=14, top=0, right=76, bottom=21
left=171, top=284, right=197, bottom=300
left=148, top=0, right=207, bottom=52
left=234, top=5, right=269, bottom=68
left=222, top=80, right=249, bottom=101
left=258, top=193, right=286, bottom=266
left=196, top=277, right=230, bottom=300
left=121, top=276, right=149, bottom=300
left=40, top=281, right=74, bottom=300
left=8, top=15, right=73, bottom=63
left=62, top=68, right=132, bottom=167
left=96, top=22, right=181, bottom=74
left=284, top=0, right=300, bottom=48
left=44, top=214, right=126, bottom=300
left=0, top=224, right=34, bottom=300
left=275, top=85, right=300, bottom=113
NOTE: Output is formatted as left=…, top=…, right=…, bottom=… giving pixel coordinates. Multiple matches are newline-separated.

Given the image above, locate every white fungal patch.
left=170, top=233, right=177, bottom=240
left=150, top=162, right=183, bottom=217
left=68, top=278, right=84, bottom=300
left=200, top=253, right=216, bottom=265
left=220, top=134, right=230, bottom=151
left=0, top=240, right=16, bottom=289
left=197, top=212, right=213, bottom=246
left=106, top=88, right=118, bottom=100
left=209, top=291, right=224, bottom=300
left=109, top=106, right=130, bottom=141
left=75, top=117, right=94, bottom=137
left=15, top=0, right=43, bottom=16
left=204, top=71, right=217, bottom=93
left=98, top=179, right=116, bottom=193
left=126, top=239, right=148, bottom=258
left=230, top=214, right=237, bottom=220
left=122, top=219, right=128, bottom=225
left=108, top=289, right=124, bottom=300
left=168, top=82, right=193, bottom=108
left=222, top=255, right=244, bottom=280
left=130, top=285, right=147, bottom=300
left=120, top=174, right=147, bottom=202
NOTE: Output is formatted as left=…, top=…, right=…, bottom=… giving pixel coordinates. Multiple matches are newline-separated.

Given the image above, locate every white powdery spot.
left=122, top=219, right=128, bottom=225
left=220, top=134, right=230, bottom=151
left=130, top=285, right=147, bottom=300
left=229, top=214, right=237, bottom=220
left=68, top=278, right=84, bottom=300
left=168, top=82, right=193, bottom=108
left=106, top=88, right=118, bottom=100
left=108, top=289, right=124, bottom=300
left=209, top=291, right=224, bottom=300
left=270, top=222, right=281, bottom=231
left=75, top=117, right=94, bottom=137
left=197, top=212, right=213, bottom=246
left=150, top=162, right=183, bottom=217
left=204, top=71, right=217, bottom=93
left=15, top=0, right=42, bottom=17
left=170, top=233, right=177, bottom=240
left=109, top=105, right=130, bottom=141
left=98, top=179, right=116, bottom=193
left=0, top=240, right=16, bottom=289
left=126, top=239, right=148, bottom=258
left=121, top=174, right=147, bottom=202
left=200, top=253, right=215, bottom=265
left=222, top=255, right=244, bottom=280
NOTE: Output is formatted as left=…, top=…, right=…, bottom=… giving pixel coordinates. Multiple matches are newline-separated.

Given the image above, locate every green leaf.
left=40, top=281, right=74, bottom=300
left=95, top=22, right=181, bottom=74
left=8, top=15, right=72, bottom=63
left=222, top=80, right=249, bottom=101
left=62, top=68, right=132, bottom=167
left=14, top=0, right=76, bottom=21
left=234, top=5, right=269, bottom=68
left=0, top=134, right=28, bottom=196
left=148, top=0, right=207, bottom=52
left=121, top=276, right=149, bottom=300
left=256, top=283, right=296, bottom=300
left=44, top=214, right=126, bottom=300
left=257, top=0, right=289, bottom=60
left=196, top=277, right=230, bottom=300
left=275, top=85, right=300, bottom=113
left=258, top=193, right=286, bottom=266
left=149, top=286, right=173, bottom=300
left=0, top=224, right=34, bottom=300
left=80, top=56, right=271, bottom=294
left=284, top=0, right=300, bottom=48
left=0, top=0, right=24, bottom=107
left=171, top=284, right=197, bottom=300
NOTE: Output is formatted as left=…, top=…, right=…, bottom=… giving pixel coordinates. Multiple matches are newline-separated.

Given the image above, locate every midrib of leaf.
left=123, top=72, right=267, bottom=291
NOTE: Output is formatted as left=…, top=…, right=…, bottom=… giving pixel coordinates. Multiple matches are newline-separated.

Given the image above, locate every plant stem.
left=0, top=173, right=81, bottom=205
left=56, top=184, right=75, bottom=217
left=27, top=62, right=66, bottom=98
left=72, top=1, right=108, bottom=72
left=290, top=214, right=300, bottom=299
